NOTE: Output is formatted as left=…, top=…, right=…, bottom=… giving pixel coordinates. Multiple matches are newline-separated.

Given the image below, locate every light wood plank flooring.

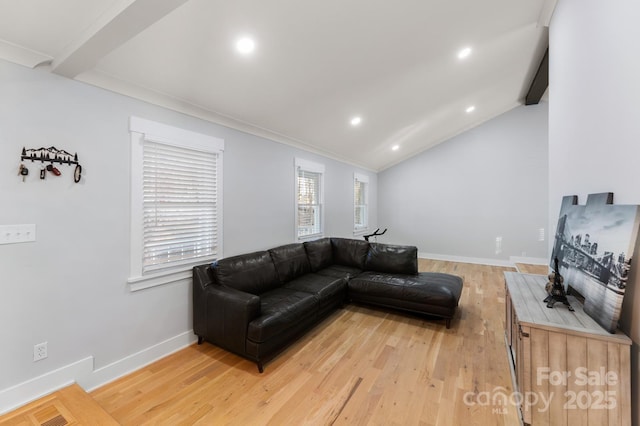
left=88, top=260, right=523, bottom=425
left=515, top=263, right=548, bottom=275
left=1, top=260, right=540, bottom=425
left=0, top=384, right=118, bottom=426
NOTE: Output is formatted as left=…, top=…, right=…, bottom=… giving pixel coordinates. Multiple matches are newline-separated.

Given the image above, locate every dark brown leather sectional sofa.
left=193, top=237, right=463, bottom=372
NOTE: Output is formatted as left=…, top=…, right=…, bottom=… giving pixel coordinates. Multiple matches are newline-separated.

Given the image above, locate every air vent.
left=41, top=414, right=68, bottom=426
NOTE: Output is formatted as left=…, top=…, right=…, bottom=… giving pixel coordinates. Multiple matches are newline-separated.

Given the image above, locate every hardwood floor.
left=0, top=260, right=534, bottom=425
left=0, top=384, right=118, bottom=426
left=88, top=260, right=523, bottom=425
left=515, top=262, right=548, bottom=275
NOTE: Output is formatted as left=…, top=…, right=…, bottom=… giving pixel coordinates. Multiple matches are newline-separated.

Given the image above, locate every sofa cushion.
left=304, top=238, right=333, bottom=272
left=269, top=243, right=311, bottom=283
left=331, top=238, right=369, bottom=269
left=212, top=251, right=279, bottom=295
left=247, top=288, right=318, bottom=343
left=349, top=271, right=463, bottom=310
left=365, top=243, right=418, bottom=275
left=283, top=273, right=347, bottom=303
left=316, top=265, right=363, bottom=281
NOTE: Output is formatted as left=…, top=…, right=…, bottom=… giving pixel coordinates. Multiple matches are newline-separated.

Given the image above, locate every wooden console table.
left=504, top=272, right=631, bottom=425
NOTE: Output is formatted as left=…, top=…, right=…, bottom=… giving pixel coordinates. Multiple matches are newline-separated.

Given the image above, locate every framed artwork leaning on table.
left=551, top=192, right=640, bottom=333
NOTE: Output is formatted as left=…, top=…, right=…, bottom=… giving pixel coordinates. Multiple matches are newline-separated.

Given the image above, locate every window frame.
left=294, top=158, right=325, bottom=241
left=128, top=116, right=224, bottom=291
left=353, top=172, right=370, bottom=235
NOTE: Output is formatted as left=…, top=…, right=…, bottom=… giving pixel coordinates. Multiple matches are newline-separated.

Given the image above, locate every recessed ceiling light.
left=391, top=145, right=400, bottom=151
left=350, top=116, right=362, bottom=126
left=236, top=37, right=255, bottom=54
left=458, top=47, right=472, bottom=59
left=465, top=105, right=476, bottom=113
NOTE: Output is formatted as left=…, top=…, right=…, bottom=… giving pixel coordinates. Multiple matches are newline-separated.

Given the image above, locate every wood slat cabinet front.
left=504, top=272, right=631, bottom=426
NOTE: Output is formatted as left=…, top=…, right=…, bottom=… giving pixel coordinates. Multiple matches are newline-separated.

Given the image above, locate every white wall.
left=0, top=59, right=376, bottom=410
left=377, top=103, right=548, bottom=264
left=549, top=0, right=640, bottom=424
left=223, top=136, right=377, bottom=255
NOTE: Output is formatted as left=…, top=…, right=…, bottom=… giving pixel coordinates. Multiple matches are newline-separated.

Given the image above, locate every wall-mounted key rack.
left=19, top=146, right=83, bottom=183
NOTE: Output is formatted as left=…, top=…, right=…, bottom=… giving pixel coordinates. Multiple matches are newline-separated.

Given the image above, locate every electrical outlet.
left=495, top=236, right=503, bottom=255
left=33, top=342, right=47, bottom=361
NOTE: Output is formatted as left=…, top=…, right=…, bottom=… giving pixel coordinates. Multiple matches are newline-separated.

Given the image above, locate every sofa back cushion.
left=212, top=251, right=279, bottom=295
left=304, top=238, right=333, bottom=272
left=365, top=243, right=418, bottom=275
left=269, top=243, right=311, bottom=283
left=331, top=238, right=369, bottom=269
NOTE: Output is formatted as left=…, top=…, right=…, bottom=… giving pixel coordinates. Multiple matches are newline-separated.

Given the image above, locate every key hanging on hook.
left=19, top=164, right=29, bottom=182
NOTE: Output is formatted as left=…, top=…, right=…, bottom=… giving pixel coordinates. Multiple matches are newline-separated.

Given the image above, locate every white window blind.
left=354, top=173, right=369, bottom=232
left=142, top=141, right=220, bottom=273
left=129, top=116, right=224, bottom=290
left=295, top=158, right=324, bottom=239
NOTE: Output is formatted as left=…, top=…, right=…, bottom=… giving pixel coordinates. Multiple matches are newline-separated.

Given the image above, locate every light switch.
left=0, top=224, right=36, bottom=245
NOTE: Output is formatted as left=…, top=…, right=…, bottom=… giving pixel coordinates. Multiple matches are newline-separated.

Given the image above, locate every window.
left=354, top=173, right=369, bottom=233
left=129, top=117, right=224, bottom=290
left=295, top=158, right=324, bottom=239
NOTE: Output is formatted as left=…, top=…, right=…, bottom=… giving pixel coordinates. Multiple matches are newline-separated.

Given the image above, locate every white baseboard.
left=0, top=356, right=93, bottom=415
left=80, top=330, right=197, bottom=391
left=508, top=256, right=548, bottom=266
left=0, top=330, right=197, bottom=415
left=418, top=252, right=514, bottom=268
left=418, top=252, right=549, bottom=269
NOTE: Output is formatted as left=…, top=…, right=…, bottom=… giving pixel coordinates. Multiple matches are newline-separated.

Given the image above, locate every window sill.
left=297, top=233, right=324, bottom=242
left=128, top=259, right=215, bottom=291
left=128, top=270, right=191, bottom=292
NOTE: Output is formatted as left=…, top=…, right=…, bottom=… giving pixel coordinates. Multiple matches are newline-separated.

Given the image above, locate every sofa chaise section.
left=348, top=271, right=463, bottom=328
left=347, top=242, right=463, bottom=328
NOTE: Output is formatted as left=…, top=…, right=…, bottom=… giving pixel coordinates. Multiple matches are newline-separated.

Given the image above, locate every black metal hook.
left=21, top=146, right=79, bottom=166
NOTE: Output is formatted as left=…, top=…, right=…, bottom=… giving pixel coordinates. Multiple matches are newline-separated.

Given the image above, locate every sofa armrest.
left=193, top=264, right=214, bottom=338
left=206, top=286, right=261, bottom=353
left=193, top=265, right=261, bottom=355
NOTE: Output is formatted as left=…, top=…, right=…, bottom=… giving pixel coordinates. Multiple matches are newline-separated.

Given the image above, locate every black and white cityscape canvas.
left=551, top=193, right=640, bottom=333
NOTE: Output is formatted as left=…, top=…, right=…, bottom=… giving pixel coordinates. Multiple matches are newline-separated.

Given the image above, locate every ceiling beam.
left=525, top=47, right=548, bottom=106
left=51, top=0, right=189, bottom=78
left=538, top=0, right=558, bottom=27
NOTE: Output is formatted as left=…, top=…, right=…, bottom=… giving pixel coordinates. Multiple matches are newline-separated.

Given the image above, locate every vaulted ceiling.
left=0, top=0, right=554, bottom=171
